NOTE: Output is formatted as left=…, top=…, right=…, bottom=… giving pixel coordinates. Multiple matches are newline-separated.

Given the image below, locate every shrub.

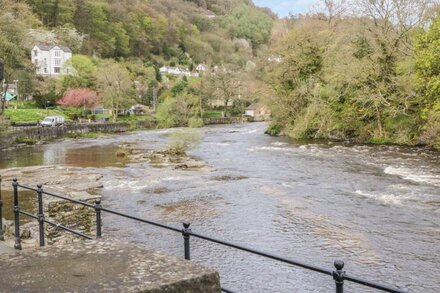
left=168, top=129, right=202, bottom=153
left=188, top=117, right=204, bottom=128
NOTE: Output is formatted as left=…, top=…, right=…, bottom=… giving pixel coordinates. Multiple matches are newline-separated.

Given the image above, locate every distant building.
left=196, top=64, right=208, bottom=72
left=268, top=55, right=282, bottom=63
left=160, top=66, right=200, bottom=77
left=245, top=103, right=271, bottom=120
left=31, top=45, right=72, bottom=76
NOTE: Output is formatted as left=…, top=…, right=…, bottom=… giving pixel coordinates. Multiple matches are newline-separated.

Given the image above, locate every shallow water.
left=1, top=123, right=439, bottom=292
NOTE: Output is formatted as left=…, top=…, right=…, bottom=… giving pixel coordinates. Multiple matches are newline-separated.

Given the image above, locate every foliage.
left=0, top=0, right=39, bottom=114
left=22, top=0, right=273, bottom=63
left=5, top=108, right=68, bottom=123
left=96, top=60, right=135, bottom=122
left=221, top=3, right=274, bottom=49
left=415, top=15, right=440, bottom=148
left=156, top=93, right=201, bottom=128
left=61, top=55, right=98, bottom=89
left=263, top=1, right=438, bottom=147
left=33, top=78, right=62, bottom=108
left=57, top=88, right=98, bottom=108
left=167, top=129, right=202, bottom=153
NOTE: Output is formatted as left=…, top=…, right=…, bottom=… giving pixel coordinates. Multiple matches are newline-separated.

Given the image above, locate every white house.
left=160, top=66, right=200, bottom=77
left=196, top=63, right=207, bottom=72
left=31, top=45, right=72, bottom=77
left=245, top=103, right=271, bottom=119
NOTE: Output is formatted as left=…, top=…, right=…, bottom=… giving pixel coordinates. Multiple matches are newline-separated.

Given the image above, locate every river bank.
left=1, top=122, right=439, bottom=292
left=0, top=117, right=263, bottom=150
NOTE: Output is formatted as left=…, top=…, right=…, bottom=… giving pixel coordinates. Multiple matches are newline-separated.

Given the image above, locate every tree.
left=0, top=0, right=39, bottom=114
left=97, top=61, right=135, bottom=122
left=62, top=55, right=97, bottom=89
left=206, top=65, right=242, bottom=116
left=416, top=14, right=440, bottom=148
left=57, top=88, right=98, bottom=109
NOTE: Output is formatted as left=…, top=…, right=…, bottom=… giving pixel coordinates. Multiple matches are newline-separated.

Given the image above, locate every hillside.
left=6, top=0, right=274, bottom=65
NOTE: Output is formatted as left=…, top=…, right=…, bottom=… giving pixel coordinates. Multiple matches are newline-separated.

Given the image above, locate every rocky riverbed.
left=0, top=144, right=212, bottom=247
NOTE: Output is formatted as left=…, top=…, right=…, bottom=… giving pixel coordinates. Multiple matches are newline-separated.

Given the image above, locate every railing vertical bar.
left=12, top=178, right=22, bottom=250
left=37, top=184, right=45, bottom=247
left=333, top=260, right=345, bottom=293
left=94, top=199, right=102, bottom=238
left=182, top=222, right=191, bottom=260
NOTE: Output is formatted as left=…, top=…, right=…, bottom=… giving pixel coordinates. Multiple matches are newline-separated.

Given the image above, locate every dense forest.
left=0, top=0, right=274, bottom=123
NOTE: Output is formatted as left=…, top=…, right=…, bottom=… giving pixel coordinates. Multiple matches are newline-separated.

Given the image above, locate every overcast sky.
left=253, top=0, right=316, bottom=17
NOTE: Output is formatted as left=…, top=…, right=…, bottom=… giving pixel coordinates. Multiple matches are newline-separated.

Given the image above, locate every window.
left=44, top=68, right=47, bottom=73
left=34, top=50, right=38, bottom=57
left=34, top=59, right=38, bottom=64
left=54, top=67, right=61, bottom=73
left=54, top=50, right=61, bottom=57
left=54, top=59, right=61, bottom=66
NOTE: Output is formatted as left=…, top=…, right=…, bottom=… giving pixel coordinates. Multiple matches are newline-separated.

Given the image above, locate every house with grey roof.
left=31, top=45, right=72, bottom=77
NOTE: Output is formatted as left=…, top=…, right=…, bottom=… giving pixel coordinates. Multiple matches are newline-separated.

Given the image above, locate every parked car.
left=40, top=116, right=65, bottom=127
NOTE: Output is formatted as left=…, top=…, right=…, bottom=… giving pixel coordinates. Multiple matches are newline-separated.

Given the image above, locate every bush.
left=168, top=129, right=202, bottom=153
left=265, top=124, right=282, bottom=136
left=188, top=117, right=204, bottom=128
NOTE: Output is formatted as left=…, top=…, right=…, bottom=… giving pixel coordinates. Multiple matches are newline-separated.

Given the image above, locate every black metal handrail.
left=11, top=179, right=407, bottom=293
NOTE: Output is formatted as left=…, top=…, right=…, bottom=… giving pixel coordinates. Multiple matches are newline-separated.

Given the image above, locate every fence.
left=6, top=178, right=407, bottom=293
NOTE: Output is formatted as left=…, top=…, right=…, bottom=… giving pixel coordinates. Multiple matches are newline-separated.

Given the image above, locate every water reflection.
left=0, top=189, right=36, bottom=223
left=0, top=144, right=128, bottom=169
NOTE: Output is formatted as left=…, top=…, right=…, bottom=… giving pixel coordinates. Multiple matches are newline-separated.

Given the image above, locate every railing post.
left=94, top=198, right=102, bottom=239
left=333, top=260, right=345, bottom=293
left=182, top=222, right=191, bottom=260
left=12, top=179, right=21, bottom=250
left=37, top=184, right=45, bottom=247
left=0, top=175, right=4, bottom=241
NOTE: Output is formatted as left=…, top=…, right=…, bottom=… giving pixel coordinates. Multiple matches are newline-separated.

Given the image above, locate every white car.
left=41, top=116, right=65, bottom=127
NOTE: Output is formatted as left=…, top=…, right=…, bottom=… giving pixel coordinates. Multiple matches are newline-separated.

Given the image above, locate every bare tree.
left=357, top=0, right=433, bottom=54
left=206, top=65, right=242, bottom=116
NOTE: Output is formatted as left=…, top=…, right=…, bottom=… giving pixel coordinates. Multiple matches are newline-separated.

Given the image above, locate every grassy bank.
left=5, top=108, right=68, bottom=123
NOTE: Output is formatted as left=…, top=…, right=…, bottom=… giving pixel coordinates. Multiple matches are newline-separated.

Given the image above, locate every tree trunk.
left=224, top=98, right=229, bottom=117
left=0, top=84, right=9, bottom=116
left=375, top=105, right=383, bottom=137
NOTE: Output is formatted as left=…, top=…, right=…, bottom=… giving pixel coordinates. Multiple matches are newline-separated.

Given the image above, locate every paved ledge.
left=0, top=240, right=221, bottom=292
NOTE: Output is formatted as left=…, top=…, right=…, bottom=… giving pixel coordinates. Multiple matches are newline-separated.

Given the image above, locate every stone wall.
left=203, top=117, right=251, bottom=125
left=0, top=123, right=129, bottom=150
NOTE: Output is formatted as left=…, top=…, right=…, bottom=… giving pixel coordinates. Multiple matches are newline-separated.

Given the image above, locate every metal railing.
left=10, top=178, right=407, bottom=293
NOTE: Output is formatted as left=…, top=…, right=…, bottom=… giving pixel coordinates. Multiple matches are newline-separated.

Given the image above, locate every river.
left=1, top=122, right=439, bottom=292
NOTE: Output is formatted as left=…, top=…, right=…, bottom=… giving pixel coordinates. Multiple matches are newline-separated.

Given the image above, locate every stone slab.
left=0, top=241, right=13, bottom=254
left=0, top=240, right=221, bottom=293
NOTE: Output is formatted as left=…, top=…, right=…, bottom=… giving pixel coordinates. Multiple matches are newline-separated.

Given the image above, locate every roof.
left=35, top=45, right=72, bottom=53
left=2, top=92, right=17, bottom=101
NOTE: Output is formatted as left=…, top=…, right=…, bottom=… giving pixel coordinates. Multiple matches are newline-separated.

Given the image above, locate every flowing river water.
left=1, top=122, right=439, bottom=292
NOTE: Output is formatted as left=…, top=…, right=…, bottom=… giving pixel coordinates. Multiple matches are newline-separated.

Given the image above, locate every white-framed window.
left=54, top=59, right=61, bottom=66
left=54, top=67, right=61, bottom=73
left=34, top=50, right=38, bottom=57
left=55, top=50, right=61, bottom=57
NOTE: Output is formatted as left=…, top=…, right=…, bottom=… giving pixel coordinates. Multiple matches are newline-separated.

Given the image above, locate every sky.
left=253, top=0, right=316, bottom=17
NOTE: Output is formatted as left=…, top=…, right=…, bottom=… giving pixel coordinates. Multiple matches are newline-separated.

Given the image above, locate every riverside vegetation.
left=262, top=0, right=440, bottom=150
left=1, top=0, right=439, bottom=150
left=0, top=0, right=274, bottom=128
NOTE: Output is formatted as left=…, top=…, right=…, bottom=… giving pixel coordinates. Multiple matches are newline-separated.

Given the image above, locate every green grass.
left=5, top=108, right=69, bottom=123
left=202, top=111, right=222, bottom=118
left=8, top=101, right=38, bottom=109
